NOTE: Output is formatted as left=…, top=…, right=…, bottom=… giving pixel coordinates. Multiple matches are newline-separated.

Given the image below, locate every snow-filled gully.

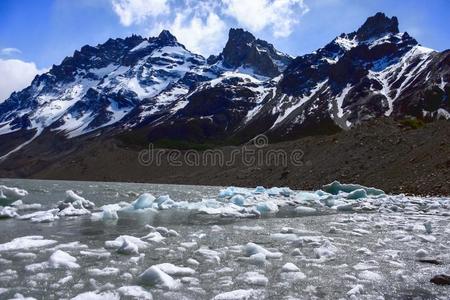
left=0, top=180, right=450, bottom=299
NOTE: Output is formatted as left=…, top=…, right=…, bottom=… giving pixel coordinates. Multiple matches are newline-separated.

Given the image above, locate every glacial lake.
left=0, top=178, right=449, bottom=299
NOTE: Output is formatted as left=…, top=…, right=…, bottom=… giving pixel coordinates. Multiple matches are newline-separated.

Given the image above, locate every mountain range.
left=0, top=12, right=449, bottom=161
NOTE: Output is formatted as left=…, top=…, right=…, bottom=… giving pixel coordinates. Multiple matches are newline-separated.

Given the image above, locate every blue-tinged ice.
left=322, top=181, right=385, bottom=196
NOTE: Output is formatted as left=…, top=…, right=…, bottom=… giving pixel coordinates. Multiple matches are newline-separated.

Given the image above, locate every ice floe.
left=0, top=236, right=57, bottom=252
left=138, top=266, right=181, bottom=289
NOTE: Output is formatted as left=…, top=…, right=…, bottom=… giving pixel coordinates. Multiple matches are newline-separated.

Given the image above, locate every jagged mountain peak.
left=356, top=12, right=399, bottom=41
left=0, top=12, right=448, bottom=161
left=157, top=29, right=178, bottom=44
left=219, top=28, right=291, bottom=77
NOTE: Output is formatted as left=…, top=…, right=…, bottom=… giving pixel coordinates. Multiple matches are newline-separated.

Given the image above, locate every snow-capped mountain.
left=0, top=13, right=448, bottom=158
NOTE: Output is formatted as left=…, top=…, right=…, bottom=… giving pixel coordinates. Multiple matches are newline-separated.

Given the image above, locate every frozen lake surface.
left=0, top=179, right=449, bottom=299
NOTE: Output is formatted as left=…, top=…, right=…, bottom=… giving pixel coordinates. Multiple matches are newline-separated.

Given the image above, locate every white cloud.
left=0, top=59, right=46, bottom=103
left=222, top=0, right=309, bottom=37
left=112, top=0, right=169, bottom=26
left=165, top=12, right=227, bottom=56
left=0, top=48, right=22, bottom=56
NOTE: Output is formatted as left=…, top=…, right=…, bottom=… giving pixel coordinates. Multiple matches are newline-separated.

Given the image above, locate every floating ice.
left=18, top=209, right=59, bottom=223
left=61, top=190, right=95, bottom=209
left=281, top=262, right=300, bottom=272
left=322, top=181, right=385, bottom=196
left=58, top=203, right=91, bottom=216
left=230, top=195, right=246, bottom=206
left=254, top=201, right=279, bottom=214
left=105, top=235, right=149, bottom=251
left=71, top=291, right=119, bottom=300
left=236, top=272, right=268, bottom=286
left=415, top=249, right=429, bottom=258
left=48, top=250, right=80, bottom=269
left=347, top=284, right=364, bottom=297
left=142, top=231, right=165, bottom=243
left=153, top=263, right=195, bottom=276
left=0, top=236, right=57, bottom=252
left=347, top=189, right=368, bottom=199
left=91, top=203, right=123, bottom=221
left=244, top=243, right=282, bottom=259
left=117, top=286, right=153, bottom=299
left=0, top=185, right=29, bottom=205
left=8, top=293, right=36, bottom=300
left=313, top=240, right=337, bottom=260
left=212, top=289, right=264, bottom=300
left=195, top=247, right=221, bottom=264
left=155, top=195, right=176, bottom=209
left=132, top=193, right=156, bottom=209
left=14, top=252, right=37, bottom=260
left=248, top=253, right=267, bottom=266
left=117, top=239, right=139, bottom=255
left=358, top=270, right=383, bottom=281
left=296, top=191, right=320, bottom=202
left=280, top=270, right=306, bottom=282
left=0, top=206, right=18, bottom=218
left=138, top=266, right=181, bottom=289
left=295, top=206, right=316, bottom=215
left=253, top=186, right=266, bottom=194
left=87, top=267, right=120, bottom=277
left=26, top=250, right=79, bottom=272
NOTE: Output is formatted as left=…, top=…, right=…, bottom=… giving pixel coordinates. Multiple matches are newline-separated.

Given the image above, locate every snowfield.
left=0, top=179, right=449, bottom=299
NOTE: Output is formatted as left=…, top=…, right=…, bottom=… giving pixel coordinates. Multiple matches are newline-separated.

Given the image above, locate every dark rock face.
left=221, top=28, right=292, bottom=77
left=356, top=12, right=399, bottom=40
left=0, top=13, right=449, bottom=158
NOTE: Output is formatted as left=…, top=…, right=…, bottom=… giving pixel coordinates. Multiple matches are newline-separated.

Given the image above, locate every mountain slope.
left=0, top=12, right=448, bottom=160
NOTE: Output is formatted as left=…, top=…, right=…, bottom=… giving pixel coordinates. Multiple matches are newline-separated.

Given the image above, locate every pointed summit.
left=356, top=12, right=399, bottom=40
left=158, top=30, right=178, bottom=44
left=220, top=28, right=291, bottom=77
left=222, top=28, right=257, bottom=67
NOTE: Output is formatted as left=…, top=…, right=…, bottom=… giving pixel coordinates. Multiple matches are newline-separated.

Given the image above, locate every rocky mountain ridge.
left=0, top=12, right=448, bottom=160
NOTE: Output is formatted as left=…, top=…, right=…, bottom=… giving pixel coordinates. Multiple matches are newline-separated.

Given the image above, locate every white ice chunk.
left=117, top=239, right=139, bottom=255
left=88, top=267, right=120, bottom=277
left=138, top=266, right=181, bottom=289
left=154, top=263, right=195, bottom=276
left=313, top=240, right=337, bottom=260
left=48, top=250, right=80, bottom=269
left=0, top=185, right=29, bottom=202
left=18, top=209, right=59, bottom=223
left=236, top=272, right=268, bottom=286
left=0, top=236, right=57, bottom=252
left=62, top=190, right=95, bottom=209
left=295, top=206, right=317, bottom=215
left=117, top=286, right=153, bottom=299
left=0, top=206, right=18, bottom=218
left=105, top=235, right=149, bottom=251
left=254, top=201, right=279, bottom=214
left=212, top=289, right=264, bottom=300
left=244, top=243, right=282, bottom=259
left=358, top=270, right=383, bottom=281
left=8, top=294, right=36, bottom=300
left=281, top=262, right=300, bottom=272
left=71, top=291, right=119, bottom=300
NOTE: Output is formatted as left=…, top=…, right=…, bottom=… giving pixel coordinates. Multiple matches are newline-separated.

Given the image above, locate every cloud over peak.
left=0, top=58, right=47, bottom=103
left=222, top=0, right=309, bottom=37
left=110, top=0, right=309, bottom=56
left=112, top=0, right=169, bottom=26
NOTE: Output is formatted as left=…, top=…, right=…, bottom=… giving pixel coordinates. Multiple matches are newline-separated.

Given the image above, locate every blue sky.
left=1, top=0, right=449, bottom=101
